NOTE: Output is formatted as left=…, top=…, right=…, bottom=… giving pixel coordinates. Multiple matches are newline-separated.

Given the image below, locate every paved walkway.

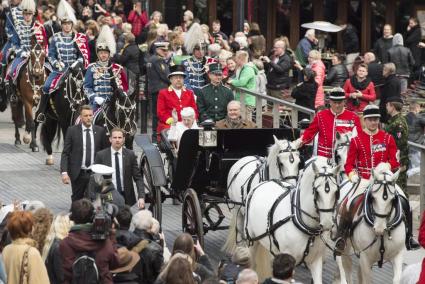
left=0, top=107, right=423, bottom=283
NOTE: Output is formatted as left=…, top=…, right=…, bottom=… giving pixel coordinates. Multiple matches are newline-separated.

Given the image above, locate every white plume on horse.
left=97, top=25, right=117, bottom=56
left=184, top=23, right=206, bottom=54
left=224, top=137, right=300, bottom=254
left=19, top=0, right=35, bottom=13
left=57, top=0, right=77, bottom=25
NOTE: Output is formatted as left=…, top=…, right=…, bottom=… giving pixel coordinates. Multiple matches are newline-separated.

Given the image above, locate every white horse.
left=336, top=163, right=405, bottom=284
left=244, top=157, right=340, bottom=283
left=224, top=136, right=300, bottom=253
left=334, top=131, right=354, bottom=182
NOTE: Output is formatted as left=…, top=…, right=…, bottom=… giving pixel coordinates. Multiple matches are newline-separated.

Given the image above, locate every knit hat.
left=231, top=247, right=251, bottom=267
left=363, top=104, right=381, bottom=119
left=392, top=33, right=404, bottom=46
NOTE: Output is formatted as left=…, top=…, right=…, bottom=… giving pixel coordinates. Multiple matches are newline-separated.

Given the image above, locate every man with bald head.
left=364, top=52, right=384, bottom=86
left=373, top=24, right=393, bottom=63
left=262, top=39, right=293, bottom=99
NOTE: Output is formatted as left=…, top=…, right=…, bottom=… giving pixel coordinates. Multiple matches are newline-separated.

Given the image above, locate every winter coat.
left=59, top=224, right=120, bottom=284
left=113, top=43, right=141, bottom=76
left=2, top=238, right=50, bottom=284
left=380, top=74, right=401, bottom=122
left=343, top=78, right=376, bottom=113
left=406, top=111, right=425, bottom=144
left=405, top=25, right=422, bottom=67
left=290, top=80, right=317, bottom=120
left=231, top=62, right=258, bottom=106
left=45, top=238, right=64, bottom=284
left=311, top=60, right=326, bottom=108
left=264, top=52, right=292, bottom=90
left=295, top=37, right=315, bottom=66
left=325, top=63, right=349, bottom=87
left=131, top=229, right=164, bottom=284
left=367, top=61, right=384, bottom=86
left=342, top=24, right=359, bottom=54
left=127, top=10, right=148, bottom=37
left=194, top=255, right=215, bottom=281
left=387, top=45, right=415, bottom=76
left=115, top=229, right=141, bottom=250
left=373, top=36, right=393, bottom=63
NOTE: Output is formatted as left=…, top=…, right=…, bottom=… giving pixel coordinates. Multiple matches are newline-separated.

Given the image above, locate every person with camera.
left=94, top=128, right=145, bottom=209
left=127, top=1, right=148, bottom=44
left=37, top=1, right=89, bottom=123
left=211, top=19, right=228, bottom=41
left=59, top=198, right=120, bottom=284
left=343, top=63, right=376, bottom=116
left=262, top=39, right=292, bottom=99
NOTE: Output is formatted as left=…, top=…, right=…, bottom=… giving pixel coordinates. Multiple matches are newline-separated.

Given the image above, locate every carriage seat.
left=160, top=129, right=178, bottom=158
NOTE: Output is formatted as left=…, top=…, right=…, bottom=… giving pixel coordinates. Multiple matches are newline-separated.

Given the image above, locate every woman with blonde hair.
left=155, top=253, right=199, bottom=284
left=42, top=213, right=73, bottom=284
left=31, top=208, right=54, bottom=253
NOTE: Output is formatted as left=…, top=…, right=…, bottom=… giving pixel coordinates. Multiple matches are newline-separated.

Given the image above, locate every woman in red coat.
left=157, top=65, right=198, bottom=140
left=343, top=63, right=376, bottom=113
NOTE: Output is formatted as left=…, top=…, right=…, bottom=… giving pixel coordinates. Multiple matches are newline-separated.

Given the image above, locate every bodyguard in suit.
left=60, top=105, right=109, bottom=201
left=95, top=128, right=145, bottom=209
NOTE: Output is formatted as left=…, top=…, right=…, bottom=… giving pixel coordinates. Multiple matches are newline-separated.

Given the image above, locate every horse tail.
left=250, top=241, right=273, bottom=281
left=222, top=206, right=239, bottom=254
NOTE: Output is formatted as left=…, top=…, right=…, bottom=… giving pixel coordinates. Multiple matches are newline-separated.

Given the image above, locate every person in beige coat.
left=2, top=211, right=50, bottom=284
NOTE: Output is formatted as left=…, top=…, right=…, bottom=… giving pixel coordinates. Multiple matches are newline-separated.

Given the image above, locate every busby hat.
left=168, top=65, right=186, bottom=78
left=363, top=104, right=381, bottom=119
left=57, top=0, right=77, bottom=25
left=328, top=87, right=346, bottom=101
left=208, top=62, right=223, bottom=75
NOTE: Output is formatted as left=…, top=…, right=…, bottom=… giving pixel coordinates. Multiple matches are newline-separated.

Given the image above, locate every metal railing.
left=231, top=86, right=315, bottom=128
left=233, top=86, right=425, bottom=212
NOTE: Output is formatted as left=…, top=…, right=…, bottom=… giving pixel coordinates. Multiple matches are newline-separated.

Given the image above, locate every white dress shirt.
left=81, top=124, right=94, bottom=169
left=172, top=86, right=182, bottom=99
left=111, top=147, right=124, bottom=190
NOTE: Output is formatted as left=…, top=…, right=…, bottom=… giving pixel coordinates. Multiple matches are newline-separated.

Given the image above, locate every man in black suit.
left=60, top=105, right=109, bottom=201
left=95, top=128, right=145, bottom=209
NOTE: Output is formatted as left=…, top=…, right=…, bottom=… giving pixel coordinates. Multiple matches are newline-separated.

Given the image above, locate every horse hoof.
left=32, top=146, right=39, bottom=152
left=45, top=158, right=54, bottom=165
left=23, top=137, right=30, bottom=144
left=15, top=140, right=21, bottom=146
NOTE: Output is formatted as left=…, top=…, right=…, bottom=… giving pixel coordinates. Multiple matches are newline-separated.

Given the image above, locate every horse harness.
left=101, top=93, right=137, bottom=137
left=25, top=42, right=46, bottom=103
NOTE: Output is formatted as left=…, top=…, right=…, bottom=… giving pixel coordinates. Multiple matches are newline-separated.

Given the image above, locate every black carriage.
left=136, top=127, right=299, bottom=247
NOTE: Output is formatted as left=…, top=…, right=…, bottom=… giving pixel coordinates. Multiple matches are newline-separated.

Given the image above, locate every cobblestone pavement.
left=0, top=107, right=423, bottom=283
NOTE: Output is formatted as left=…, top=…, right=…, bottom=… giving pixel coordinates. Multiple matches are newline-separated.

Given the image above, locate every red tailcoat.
left=157, top=87, right=198, bottom=134
left=345, top=129, right=399, bottom=179
left=301, top=108, right=361, bottom=158
left=418, top=211, right=425, bottom=284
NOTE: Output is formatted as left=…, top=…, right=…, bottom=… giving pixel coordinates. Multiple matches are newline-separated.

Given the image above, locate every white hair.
left=181, top=107, right=195, bottom=118
left=235, top=36, right=248, bottom=48
left=236, top=269, right=259, bottom=284
left=130, top=210, right=153, bottom=231
left=305, top=28, right=315, bottom=38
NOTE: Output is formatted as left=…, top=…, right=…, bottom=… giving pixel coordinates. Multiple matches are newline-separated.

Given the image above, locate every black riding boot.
left=0, top=64, right=5, bottom=90
left=35, top=92, right=49, bottom=123
left=400, top=196, right=420, bottom=250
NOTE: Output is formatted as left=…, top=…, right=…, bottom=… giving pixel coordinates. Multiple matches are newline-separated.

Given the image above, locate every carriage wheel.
left=141, top=155, right=162, bottom=225
left=182, top=188, right=205, bottom=248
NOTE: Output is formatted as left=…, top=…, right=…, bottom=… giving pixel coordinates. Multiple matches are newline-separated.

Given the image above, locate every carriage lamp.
left=199, top=120, right=217, bottom=147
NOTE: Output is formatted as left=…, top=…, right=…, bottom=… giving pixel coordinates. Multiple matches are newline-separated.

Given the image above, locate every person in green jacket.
left=228, top=50, right=258, bottom=120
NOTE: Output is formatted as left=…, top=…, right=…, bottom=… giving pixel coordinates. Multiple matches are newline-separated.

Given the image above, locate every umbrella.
left=301, top=21, right=344, bottom=33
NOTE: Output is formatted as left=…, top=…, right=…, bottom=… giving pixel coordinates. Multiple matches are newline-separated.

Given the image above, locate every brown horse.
left=11, top=35, right=47, bottom=152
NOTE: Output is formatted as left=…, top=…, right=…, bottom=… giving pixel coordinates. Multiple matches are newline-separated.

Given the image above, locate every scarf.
left=226, top=117, right=243, bottom=128
left=350, top=75, right=371, bottom=91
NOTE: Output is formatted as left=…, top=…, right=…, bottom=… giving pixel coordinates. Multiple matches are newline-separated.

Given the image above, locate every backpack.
left=72, top=252, right=99, bottom=284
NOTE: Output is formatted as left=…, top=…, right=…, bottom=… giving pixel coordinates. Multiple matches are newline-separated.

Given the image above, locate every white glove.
left=94, top=97, right=105, bottom=105
left=55, top=61, right=65, bottom=71
left=349, top=172, right=359, bottom=184
left=292, top=138, right=303, bottom=149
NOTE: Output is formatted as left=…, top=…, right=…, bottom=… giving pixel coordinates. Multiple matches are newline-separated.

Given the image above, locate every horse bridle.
left=312, top=169, right=339, bottom=213
left=26, top=43, right=46, bottom=94
left=277, top=144, right=298, bottom=182
left=368, top=173, right=397, bottom=219
left=103, top=93, right=137, bottom=136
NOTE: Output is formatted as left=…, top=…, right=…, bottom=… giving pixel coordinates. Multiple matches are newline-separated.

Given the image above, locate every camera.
left=91, top=172, right=119, bottom=240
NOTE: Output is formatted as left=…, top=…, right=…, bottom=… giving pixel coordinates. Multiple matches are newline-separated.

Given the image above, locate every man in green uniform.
left=197, top=62, right=234, bottom=122
left=385, top=96, right=409, bottom=193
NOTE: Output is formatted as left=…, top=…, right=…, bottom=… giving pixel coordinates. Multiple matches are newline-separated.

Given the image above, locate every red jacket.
left=59, top=229, right=119, bottom=284
left=343, top=78, right=376, bottom=113
left=418, top=211, right=425, bottom=284
left=345, top=129, right=399, bottom=179
left=301, top=108, right=361, bottom=158
left=127, top=10, right=148, bottom=37
left=157, top=87, right=198, bottom=134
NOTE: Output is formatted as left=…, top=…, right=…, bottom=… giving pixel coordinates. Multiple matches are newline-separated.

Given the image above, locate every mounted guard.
left=83, top=25, right=128, bottom=112
left=334, top=104, right=419, bottom=255
left=4, top=0, right=47, bottom=101
left=36, top=0, right=90, bottom=123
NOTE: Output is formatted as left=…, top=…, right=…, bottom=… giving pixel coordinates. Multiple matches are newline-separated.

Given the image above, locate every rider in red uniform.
left=157, top=64, right=198, bottom=140
left=294, top=88, right=361, bottom=161
left=335, top=105, right=419, bottom=254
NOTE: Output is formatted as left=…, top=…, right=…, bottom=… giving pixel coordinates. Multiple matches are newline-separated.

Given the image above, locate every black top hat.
left=208, top=62, right=223, bottom=75
left=363, top=104, right=381, bottom=118
left=328, top=87, right=346, bottom=101
left=168, top=64, right=186, bottom=78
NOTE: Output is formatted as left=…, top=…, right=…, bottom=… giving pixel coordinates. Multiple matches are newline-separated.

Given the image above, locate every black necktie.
left=115, top=152, right=123, bottom=194
left=85, top=129, right=91, bottom=168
